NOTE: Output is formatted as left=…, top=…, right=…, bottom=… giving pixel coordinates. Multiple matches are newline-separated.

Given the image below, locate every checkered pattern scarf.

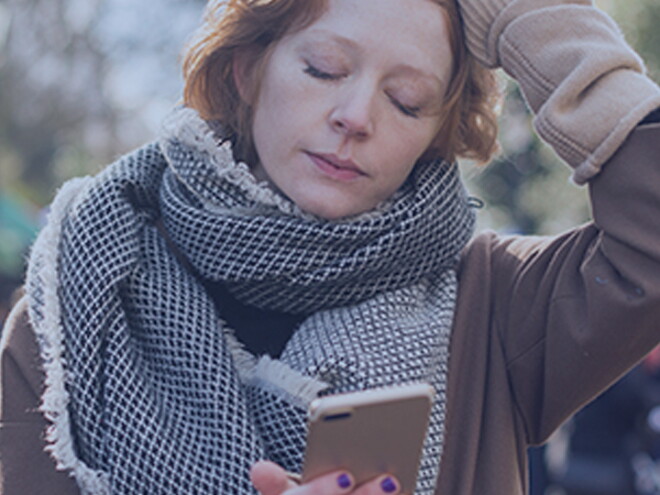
left=26, top=107, right=475, bottom=494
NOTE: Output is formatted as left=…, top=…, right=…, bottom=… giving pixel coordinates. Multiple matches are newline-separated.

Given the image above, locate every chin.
left=307, top=206, right=353, bottom=221
left=297, top=198, right=361, bottom=221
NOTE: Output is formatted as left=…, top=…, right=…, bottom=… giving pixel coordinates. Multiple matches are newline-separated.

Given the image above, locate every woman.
left=1, top=0, right=659, bottom=494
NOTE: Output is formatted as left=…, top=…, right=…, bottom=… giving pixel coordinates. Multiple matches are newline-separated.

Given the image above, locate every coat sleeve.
left=488, top=121, right=660, bottom=445
left=0, top=295, right=81, bottom=494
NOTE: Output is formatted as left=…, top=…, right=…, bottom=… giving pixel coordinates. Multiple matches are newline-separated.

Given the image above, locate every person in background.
left=1, top=0, right=659, bottom=494
left=546, top=346, right=660, bottom=495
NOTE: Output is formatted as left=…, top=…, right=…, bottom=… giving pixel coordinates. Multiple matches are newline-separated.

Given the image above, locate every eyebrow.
left=391, top=64, right=447, bottom=91
left=304, top=28, right=360, bottom=52
left=303, top=28, right=447, bottom=89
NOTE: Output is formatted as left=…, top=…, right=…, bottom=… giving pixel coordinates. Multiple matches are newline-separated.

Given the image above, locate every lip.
left=306, top=152, right=366, bottom=181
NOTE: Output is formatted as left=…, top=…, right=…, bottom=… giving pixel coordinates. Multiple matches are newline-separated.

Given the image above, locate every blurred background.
left=0, top=0, right=659, bottom=493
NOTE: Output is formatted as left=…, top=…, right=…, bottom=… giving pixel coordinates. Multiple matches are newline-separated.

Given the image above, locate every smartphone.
left=301, top=383, right=434, bottom=494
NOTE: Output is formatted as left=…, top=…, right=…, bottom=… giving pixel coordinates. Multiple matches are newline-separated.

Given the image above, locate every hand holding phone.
left=301, top=383, right=434, bottom=495
left=251, top=459, right=402, bottom=495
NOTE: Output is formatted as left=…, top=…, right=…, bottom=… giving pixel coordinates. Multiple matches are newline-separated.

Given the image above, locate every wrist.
left=458, top=0, right=593, bottom=67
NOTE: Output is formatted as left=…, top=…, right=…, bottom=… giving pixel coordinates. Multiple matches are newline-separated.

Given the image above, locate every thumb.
left=250, top=460, right=298, bottom=495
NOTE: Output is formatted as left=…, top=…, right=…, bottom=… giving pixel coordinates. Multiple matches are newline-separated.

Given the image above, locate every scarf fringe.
left=248, top=355, right=330, bottom=408
left=223, top=324, right=329, bottom=407
left=25, top=177, right=111, bottom=495
left=221, top=322, right=330, bottom=408
left=160, top=107, right=301, bottom=215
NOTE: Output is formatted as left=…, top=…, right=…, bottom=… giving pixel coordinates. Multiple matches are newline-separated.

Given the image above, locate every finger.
left=353, top=474, right=401, bottom=495
left=250, top=460, right=298, bottom=495
left=292, top=470, right=355, bottom=495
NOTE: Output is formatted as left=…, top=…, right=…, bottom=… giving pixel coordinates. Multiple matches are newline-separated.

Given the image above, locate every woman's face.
left=248, top=0, right=453, bottom=220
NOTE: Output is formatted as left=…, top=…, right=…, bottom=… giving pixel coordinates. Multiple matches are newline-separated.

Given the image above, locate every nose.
left=329, top=86, right=376, bottom=139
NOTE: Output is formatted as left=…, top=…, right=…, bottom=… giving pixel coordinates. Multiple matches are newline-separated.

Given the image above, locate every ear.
left=233, top=50, right=255, bottom=104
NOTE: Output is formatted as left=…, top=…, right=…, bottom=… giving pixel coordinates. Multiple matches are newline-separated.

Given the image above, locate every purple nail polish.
left=337, top=473, right=352, bottom=489
left=381, top=477, right=397, bottom=493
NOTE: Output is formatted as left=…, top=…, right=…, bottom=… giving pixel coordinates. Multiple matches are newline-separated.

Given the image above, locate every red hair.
left=182, top=0, right=500, bottom=165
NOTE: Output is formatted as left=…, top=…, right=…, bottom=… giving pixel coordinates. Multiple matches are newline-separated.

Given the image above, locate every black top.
left=202, top=280, right=305, bottom=358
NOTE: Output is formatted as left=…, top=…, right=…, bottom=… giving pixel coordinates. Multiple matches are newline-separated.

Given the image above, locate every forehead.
left=286, top=0, right=452, bottom=79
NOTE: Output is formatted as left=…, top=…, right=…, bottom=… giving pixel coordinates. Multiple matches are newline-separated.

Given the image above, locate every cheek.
left=254, top=73, right=325, bottom=149
left=390, top=125, right=438, bottom=166
left=253, top=77, right=300, bottom=158
left=377, top=124, right=438, bottom=192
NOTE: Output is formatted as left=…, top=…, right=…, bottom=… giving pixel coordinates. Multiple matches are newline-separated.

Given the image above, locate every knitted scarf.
left=26, top=107, right=475, bottom=495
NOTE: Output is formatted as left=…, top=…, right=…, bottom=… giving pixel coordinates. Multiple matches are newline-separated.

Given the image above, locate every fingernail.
left=337, top=473, right=352, bottom=489
left=381, top=476, right=398, bottom=493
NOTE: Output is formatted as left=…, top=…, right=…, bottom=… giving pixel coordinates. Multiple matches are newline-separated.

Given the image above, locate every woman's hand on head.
left=250, top=460, right=402, bottom=495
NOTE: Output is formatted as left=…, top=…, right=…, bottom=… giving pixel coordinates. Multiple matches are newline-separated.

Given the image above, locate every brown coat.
left=2, top=122, right=659, bottom=494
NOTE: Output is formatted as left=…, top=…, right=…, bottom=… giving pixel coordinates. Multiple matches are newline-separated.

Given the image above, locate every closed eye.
left=388, top=95, right=421, bottom=119
left=305, top=62, right=421, bottom=118
left=304, top=64, right=343, bottom=81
